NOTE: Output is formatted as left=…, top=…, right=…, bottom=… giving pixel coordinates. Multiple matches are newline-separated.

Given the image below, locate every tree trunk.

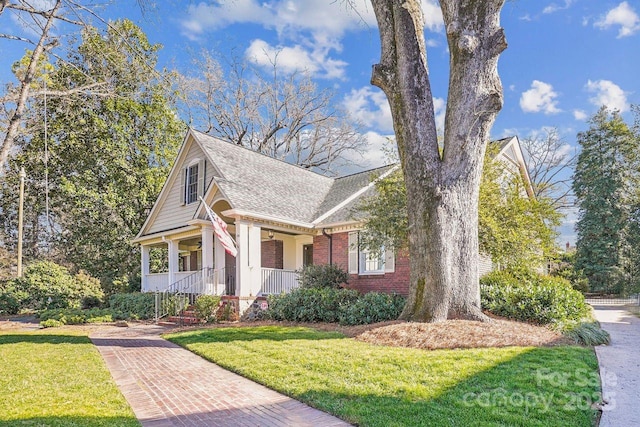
left=370, top=0, right=506, bottom=321
left=0, top=0, right=61, bottom=170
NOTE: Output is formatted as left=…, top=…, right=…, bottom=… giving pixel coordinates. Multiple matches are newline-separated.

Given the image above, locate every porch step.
left=166, top=315, right=201, bottom=325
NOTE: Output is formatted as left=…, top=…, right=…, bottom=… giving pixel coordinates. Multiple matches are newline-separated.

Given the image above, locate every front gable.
left=137, top=131, right=218, bottom=237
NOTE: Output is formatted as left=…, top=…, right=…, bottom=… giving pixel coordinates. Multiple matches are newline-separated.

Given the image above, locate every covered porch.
left=137, top=208, right=315, bottom=304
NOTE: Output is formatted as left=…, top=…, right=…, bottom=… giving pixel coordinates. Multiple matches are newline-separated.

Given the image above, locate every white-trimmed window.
left=348, top=231, right=395, bottom=275
left=180, top=159, right=205, bottom=205
left=185, top=164, right=199, bottom=204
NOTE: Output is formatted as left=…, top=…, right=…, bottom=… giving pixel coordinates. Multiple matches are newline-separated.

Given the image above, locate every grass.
left=166, top=326, right=601, bottom=427
left=0, top=329, right=139, bottom=427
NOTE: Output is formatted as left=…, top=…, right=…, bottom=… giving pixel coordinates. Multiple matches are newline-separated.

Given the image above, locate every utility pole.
left=17, top=167, right=26, bottom=277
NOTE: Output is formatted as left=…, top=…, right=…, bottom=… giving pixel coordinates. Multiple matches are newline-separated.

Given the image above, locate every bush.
left=480, top=270, right=590, bottom=327
left=267, top=287, right=359, bottom=322
left=0, top=282, right=27, bottom=315
left=297, top=264, right=349, bottom=289
left=38, top=307, right=118, bottom=326
left=40, top=319, right=64, bottom=328
left=5, top=261, right=104, bottom=311
left=339, top=292, right=405, bottom=326
left=108, top=292, right=155, bottom=320
left=564, top=321, right=611, bottom=346
left=267, top=287, right=405, bottom=325
left=194, top=295, right=221, bottom=323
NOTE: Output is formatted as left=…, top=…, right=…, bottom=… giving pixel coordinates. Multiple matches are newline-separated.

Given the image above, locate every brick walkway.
left=90, top=324, right=350, bottom=427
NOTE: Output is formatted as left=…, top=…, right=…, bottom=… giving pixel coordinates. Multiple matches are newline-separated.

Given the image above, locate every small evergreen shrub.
left=480, top=270, right=590, bottom=327
left=564, top=321, right=611, bottom=346
left=108, top=292, right=155, bottom=320
left=38, top=307, right=119, bottom=326
left=339, top=292, right=405, bottom=325
left=40, top=319, right=64, bottom=328
left=298, top=264, right=349, bottom=289
left=194, top=295, right=221, bottom=323
left=0, top=282, right=27, bottom=315
left=267, top=288, right=405, bottom=325
left=267, top=287, right=359, bottom=322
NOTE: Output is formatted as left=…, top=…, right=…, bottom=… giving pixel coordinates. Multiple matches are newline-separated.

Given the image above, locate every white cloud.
left=586, top=79, right=629, bottom=112
left=520, top=80, right=561, bottom=114
left=573, top=109, right=588, bottom=120
left=361, top=131, right=396, bottom=167
left=422, top=0, right=444, bottom=32
left=519, top=14, right=532, bottom=22
left=245, top=39, right=348, bottom=79
left=433, top=97, right=446, bottom=132
left=543, top=0, right=574, bottom=14
left=344, top=87, right=394, bottom=133
left=180, top=0, right=444, bottom=41
left=594, top=2, right=640, bottom=38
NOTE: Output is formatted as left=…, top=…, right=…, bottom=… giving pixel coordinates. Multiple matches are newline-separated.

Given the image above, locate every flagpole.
left=17, top=167, right=26, bottom=277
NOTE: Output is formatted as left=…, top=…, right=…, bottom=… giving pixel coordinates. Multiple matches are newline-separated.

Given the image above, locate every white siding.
left=479, top=253, right=494, bottom=277
left=146, top=141, right=214, bottom=235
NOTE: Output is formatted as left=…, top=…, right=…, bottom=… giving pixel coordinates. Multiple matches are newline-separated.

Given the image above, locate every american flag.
left=200, top=197, right=238, bottom=257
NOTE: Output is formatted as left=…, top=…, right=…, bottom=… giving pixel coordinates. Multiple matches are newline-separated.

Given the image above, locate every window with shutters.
left=181, top=158, right=205, bottom=205
left=185, top=164, right=199, bottom=204
left=348, top=231, right=395, bottom=275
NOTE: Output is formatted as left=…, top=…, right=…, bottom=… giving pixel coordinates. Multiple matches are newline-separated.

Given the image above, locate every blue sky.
left=3, top=0, right=639, bottom=244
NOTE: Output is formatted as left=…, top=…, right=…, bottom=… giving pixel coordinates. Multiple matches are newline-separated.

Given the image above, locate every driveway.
left=592, top=305, right=640, bottom=427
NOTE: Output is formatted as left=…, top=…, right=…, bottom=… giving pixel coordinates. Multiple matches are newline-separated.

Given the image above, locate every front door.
left=225, top=251, right=236, bottom=295
left=303, top=244, right=313, bottom=267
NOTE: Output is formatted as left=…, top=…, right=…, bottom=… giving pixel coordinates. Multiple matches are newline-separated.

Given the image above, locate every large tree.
left=368, top=1, right=507, bottom=321
left=573, top=107, right=640, bottom=294
left=179, top=51, right=366, bottom=175
left=358, top=145, right=560, bottom=273
left=0, top=20, right=184, bottom=287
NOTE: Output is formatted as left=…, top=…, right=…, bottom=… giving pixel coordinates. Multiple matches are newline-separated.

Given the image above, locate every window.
left=359, top=247, right=385, bottom=274
left=185, top=164, right=199, bottom=204
left=348, top=231, right=395, bottom=275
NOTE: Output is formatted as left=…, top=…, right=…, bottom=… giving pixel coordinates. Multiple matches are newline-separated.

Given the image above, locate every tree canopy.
left=0, top=20, right=185, bottom=288
left=573, top=107, right=640, bottom=295
left=358, top=143, right=560, bottom=272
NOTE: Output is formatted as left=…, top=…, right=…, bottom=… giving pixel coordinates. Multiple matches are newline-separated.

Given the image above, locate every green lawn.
left=0, top=330, right=139, bottom=427
left=167, top=326, right=600, bottom=427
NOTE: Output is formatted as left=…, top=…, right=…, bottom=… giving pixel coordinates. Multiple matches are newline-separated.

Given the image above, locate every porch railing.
left=261, top=268, right=300, bottom=295
left=155, top=267, right=230, bottom=322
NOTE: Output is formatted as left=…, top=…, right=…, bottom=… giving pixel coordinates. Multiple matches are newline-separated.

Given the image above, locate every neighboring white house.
left=134, top=129, right=533, bottom=312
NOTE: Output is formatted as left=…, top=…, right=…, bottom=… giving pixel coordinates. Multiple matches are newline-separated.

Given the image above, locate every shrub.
left=0, top=282, right=27, bottom=315
left=40, top=319, right=64, bottom=328
left=108, top=292, right=155, bottom=320
left=339, top=292, right=405, bottom=325
left=194, top=295, right=221, bottom=323
left=6, top=261, right=103, bottom=311
left=480, top=270, right=590, bottom=327
left=38, top=307, right=117, bottom=326
left=267, top=287, right=359, bottom=322
left=297, top=264, right=349, bottom=289
left=564, top=321, right=611, bottom=346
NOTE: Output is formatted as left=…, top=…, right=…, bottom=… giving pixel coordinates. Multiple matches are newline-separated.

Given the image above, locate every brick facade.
left=261, top=240, right=283, bottom=269
left=313, top=232, right=410, bottom=296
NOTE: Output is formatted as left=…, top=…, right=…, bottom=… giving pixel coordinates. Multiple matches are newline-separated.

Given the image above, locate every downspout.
left=322, top=228, right=333, bottom=265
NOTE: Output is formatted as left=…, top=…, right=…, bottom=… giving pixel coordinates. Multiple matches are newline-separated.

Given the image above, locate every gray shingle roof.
left=193, top=130, right=396, bottom=225
left=194, top=130, right=519, bottom=227
left=194, top=130, right=334, bottom=223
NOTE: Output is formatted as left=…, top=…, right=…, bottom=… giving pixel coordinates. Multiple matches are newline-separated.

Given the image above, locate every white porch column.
left=214, top=234, right=225, bottom=271
left=201, top=225, right=214, bottom=270
left=167, top=239, right=179, bottom=287
left=141, top=245, right=150, bottom=292
left=236, top=220, right=262, bottom=297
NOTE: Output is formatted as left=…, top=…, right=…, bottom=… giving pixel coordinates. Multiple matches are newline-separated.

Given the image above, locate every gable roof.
left=136, top=130, right=533, bottom=240
left=193, top=130, right=336, bottom=224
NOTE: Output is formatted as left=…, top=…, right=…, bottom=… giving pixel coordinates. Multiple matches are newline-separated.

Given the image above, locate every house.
left=134, top=129, right=532, bottom=313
